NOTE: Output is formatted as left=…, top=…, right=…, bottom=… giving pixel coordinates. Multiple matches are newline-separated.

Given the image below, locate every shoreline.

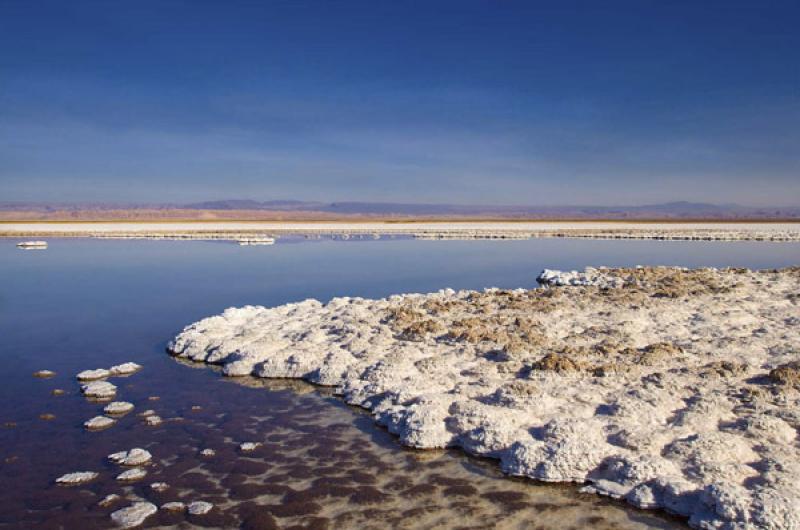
left=2, top=221, right=800, bottom=242
left=169, top=266, right=800, bottom=529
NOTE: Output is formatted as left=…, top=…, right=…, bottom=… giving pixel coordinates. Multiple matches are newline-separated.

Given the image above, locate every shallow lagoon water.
left=2, top=238, right=798, bottom=529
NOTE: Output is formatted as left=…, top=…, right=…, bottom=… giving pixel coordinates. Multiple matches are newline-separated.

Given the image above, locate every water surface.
left=2, top=238, right=798, bottom=529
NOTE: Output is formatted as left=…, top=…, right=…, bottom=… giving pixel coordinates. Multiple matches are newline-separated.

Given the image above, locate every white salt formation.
left=150, top=482, right=168, bottom=492
left=84, top=416, right=115, bottom=430
left=143, top=415, right=162, bottom=426
left=77, top=368, right=110, bottom=381
left=170, top=266, right=800, bottom=529
left=238, top=442, right=260, bottom=452
left=81, top=381, right=117, bottom=399
left=108, top=448, right=152, bottom=466
left=116, top=468, right=147, bottom=482
left=109, top=362, right=142, bottom=376
left=55, top=471, right=98, bottom=485
left=78, top=362, right=141, bottom=381
left=104, top=401, right=134, bottom=415
left=160, top=501, right=186, bottom=512
left=110, top=502, right=157, bottom=528
left=187, top=501, right=214, bottom=515
left=98, top=494, right=122, bottom=507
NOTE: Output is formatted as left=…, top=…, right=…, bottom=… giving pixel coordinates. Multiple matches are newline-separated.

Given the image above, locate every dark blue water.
left=0, top=238, right=797, bottom=529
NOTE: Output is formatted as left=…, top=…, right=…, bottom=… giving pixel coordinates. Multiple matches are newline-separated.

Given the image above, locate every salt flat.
left=170, top=266, right=800, bottom=529
left=2, top=221, right=800, bottom=241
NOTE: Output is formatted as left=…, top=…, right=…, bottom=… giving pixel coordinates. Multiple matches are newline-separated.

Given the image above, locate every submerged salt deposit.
left=170, top=266, right=800, bottom=529
left=110, top=502, right=157, bottom=528
left=55, top=471, right=98, bottom=485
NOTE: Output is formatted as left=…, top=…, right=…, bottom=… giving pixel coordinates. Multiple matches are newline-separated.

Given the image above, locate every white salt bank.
left=169, top=266, right=800, bottom=530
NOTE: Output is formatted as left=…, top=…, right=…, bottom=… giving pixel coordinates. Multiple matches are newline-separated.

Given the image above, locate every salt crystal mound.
left=108, top=448, right=152, bottom=466
left=98, top=493, right=122, bottom=507
left=84, top=416, right=115, bottom=430
left=143, top=415, right=162, bottom=426
left=104, top=401, right=134, bottom=415
left=78, top=362, right=141, bottom=381
left=168, top=266, right=800, bottom=530
left=109, top=362, right=142, bottom=376
left=81, top=381, right=117, bottom=399
left=187, top=501, right=213, bottom=515
left=161, top=501, right=185, bottom=511
left=110, top=502, right=157, bottom=528
left=55, top=471, right=98, bottom=485
left=537, top=267, right=629, bottom=288
left=116, top=468, right=147, bottom=482
left=77, top=368, right=110, bottom=381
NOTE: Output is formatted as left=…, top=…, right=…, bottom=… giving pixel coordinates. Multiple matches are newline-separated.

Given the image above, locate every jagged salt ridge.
left=168, top=267, right=800, bottom=529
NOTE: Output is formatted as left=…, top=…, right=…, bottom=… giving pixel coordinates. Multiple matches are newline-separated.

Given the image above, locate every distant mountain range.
left=1, top=200, right=798, bottom=221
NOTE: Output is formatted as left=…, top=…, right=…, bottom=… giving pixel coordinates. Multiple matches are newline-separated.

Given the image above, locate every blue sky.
left=1, top=1, right=798, bottom=206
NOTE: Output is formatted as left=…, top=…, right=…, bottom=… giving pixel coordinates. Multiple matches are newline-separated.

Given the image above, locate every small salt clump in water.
left=39, top=413, right=56, bottom=421
left=109, top=362, right=142, bottom=376
left=199, top=448, right=216, bottom=457
left=160, top=501, right=185, bottom=512
left=116, top=468, right=147, bottom=482
left=108, top=448, right=152, bottom=466
left=104, top=401, right=134, bottom=415
left=137, top=409, right=156, bottom=417
left=84, top=416, right=115, bottom=430
left=51, top=389, right=65, bottom=396
left=110, top=502, right=157, bottom=528
left=77, top=368, right=110, bottom=381
left=150, top=482, right=168, bottom=492
left=144, top=415, right=162, bottom=426
left=98, top=494, right=122, bottom=507
left=81, top=381, right=117, bottom=399
left=187, top=501, right=213, bottom=515
left=55, top=471, right=98, bottom=485
left=239, top=442, right=261, bottom=452
left=33, top=370, right=56, bottom=378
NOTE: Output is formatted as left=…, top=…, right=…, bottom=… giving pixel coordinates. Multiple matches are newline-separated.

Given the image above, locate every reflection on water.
left=2, top=238, right=797, bottom=529
left=1, top=364, right=685, bottom=529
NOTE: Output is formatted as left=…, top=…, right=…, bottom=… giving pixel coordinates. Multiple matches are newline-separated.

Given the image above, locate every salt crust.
left=169, top=266, right=800, bottom=529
